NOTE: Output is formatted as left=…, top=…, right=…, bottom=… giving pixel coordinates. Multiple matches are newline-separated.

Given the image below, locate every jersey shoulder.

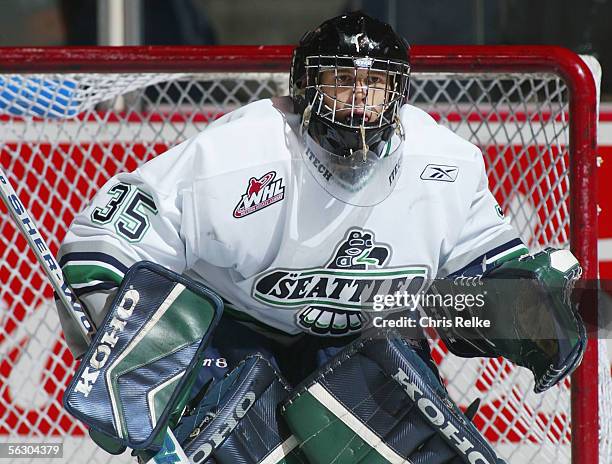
left=136, top=98, right=297, bottom=194
left=191, top=96, right=298, bottom=176
left=205, top=98, right=286, bottom=129
left=399, top=104, right=481, bottom=163
left=395, top=104, right=486, bottom=197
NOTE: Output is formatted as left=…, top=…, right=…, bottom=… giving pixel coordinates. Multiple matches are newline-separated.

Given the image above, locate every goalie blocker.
left=63, top=261, right=223, bottom=452
left=63, top=262, right=308, bottom=463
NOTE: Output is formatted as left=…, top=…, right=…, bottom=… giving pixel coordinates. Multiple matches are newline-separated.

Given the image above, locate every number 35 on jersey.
left=91, top=182, right=158, bottom=242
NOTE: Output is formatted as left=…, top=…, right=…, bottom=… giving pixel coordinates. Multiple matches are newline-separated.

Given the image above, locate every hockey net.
left=0, top=46, right=608, bottom=463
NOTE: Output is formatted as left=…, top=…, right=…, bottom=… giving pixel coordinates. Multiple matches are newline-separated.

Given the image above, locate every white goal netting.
left=0, top=56, right=609, bottom=464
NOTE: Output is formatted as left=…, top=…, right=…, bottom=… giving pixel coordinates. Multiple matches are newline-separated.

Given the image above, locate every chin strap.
left=300, top=105, right=312, bottom=134
left=394, top=114, right=405, bottom=140
left=359, top=125, right=369, bottom=161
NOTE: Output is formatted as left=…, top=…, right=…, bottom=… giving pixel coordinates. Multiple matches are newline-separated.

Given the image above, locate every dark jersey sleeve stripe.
left=58, top=251, right=130, bottom=273
left=447, top=238, right=527, bottom=277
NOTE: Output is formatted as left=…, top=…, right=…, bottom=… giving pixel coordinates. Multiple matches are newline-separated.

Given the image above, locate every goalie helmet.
left=291, top=12, right=411, bottom=206
left=291, top=12, right=410, bottom=157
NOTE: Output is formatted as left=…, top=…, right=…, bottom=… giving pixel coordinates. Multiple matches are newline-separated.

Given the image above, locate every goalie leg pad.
left=281, top=329, right=505, bottom=464
left=63, top=261, right=223, bottom=451
left=156, top=354, right=307, bottom=464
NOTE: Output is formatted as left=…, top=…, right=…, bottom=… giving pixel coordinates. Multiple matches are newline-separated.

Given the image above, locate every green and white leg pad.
left=282, top=330, right=506, bottom=464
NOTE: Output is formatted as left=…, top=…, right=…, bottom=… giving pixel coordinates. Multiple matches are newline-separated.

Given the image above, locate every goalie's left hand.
left=430, top=248, right=586, bottom=393
left=486, top=248, right=586, bottom=392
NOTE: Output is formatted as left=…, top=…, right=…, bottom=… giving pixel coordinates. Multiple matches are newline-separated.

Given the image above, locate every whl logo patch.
left=420, top=164, right=459, bottom=182
left=252, top=228, right=428, bottom=336
left=233, top=171, right=286, bottom=218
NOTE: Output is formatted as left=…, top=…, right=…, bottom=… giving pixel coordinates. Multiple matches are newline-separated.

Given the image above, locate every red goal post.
left=0, top=45, right=603, bottom=464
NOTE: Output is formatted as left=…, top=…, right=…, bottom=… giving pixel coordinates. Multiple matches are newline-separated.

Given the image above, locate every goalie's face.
left=318, top=68, right=390, bottom=125
left=296, top=60, right=408, bottom=207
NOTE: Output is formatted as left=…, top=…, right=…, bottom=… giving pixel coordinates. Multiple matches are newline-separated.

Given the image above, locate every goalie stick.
left=0, top=167, right=190, bottom=464
left=0, top=170, right=94, bottom=344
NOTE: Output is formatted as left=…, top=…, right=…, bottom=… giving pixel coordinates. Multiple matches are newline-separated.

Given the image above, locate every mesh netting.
left=0, top=70, right=606, bottom=464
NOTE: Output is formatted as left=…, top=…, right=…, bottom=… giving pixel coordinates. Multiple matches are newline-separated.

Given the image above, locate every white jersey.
left=58, top=97, right=526, bottom=357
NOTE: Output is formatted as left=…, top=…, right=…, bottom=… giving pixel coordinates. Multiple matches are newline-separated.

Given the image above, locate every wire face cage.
left=303, top=55, right=410, bottom=129
left=0, top=45, right=606, bottom=463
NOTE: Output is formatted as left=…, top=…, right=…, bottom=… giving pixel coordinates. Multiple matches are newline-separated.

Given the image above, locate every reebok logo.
left=420, top=164, right=459, bottom=182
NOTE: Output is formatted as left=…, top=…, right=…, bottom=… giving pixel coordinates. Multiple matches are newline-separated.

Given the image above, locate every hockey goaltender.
left=58, top=12, right=586, bottom=464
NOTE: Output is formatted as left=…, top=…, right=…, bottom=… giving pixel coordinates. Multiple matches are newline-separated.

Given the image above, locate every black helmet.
left=291, top=12, right=410, bottom=158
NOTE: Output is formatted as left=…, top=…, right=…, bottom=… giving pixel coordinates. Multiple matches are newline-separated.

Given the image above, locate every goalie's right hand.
left=63, top=261, right=224, bottom=452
